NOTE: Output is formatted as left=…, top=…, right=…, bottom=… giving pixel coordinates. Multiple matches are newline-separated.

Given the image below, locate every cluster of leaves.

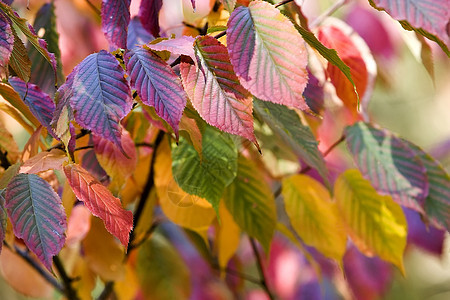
left=0, top=0, right=449, bottom=299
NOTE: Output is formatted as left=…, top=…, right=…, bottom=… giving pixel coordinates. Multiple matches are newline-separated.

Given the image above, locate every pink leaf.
left=64, top=163, right=133, bottom=246
left=145, top=36, right=195, bottom=59
left=180, top=36, right=256, bottom=145
left=139, top=0, right=163, bottom=37
left=101, top=0, right=131, bottom=49
left=226, top=1, right=308, bottom=110
left=65, top=204, right=91, bottom=247
left=5, top=173, right=67, bottom=271
left=126, top=47, right=187, bottom=137
left=0, top=13, right=13, bottom=70
left=20, top=149, right=68, bottom=174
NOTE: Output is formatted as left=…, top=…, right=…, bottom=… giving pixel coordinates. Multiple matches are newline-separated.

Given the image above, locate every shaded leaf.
left=145, top=36, right=195, bottom=59
left=28, top=2, right=64, bottom=94
left=51, top=79, right=75, bottom=151
left=126, top=47, right=187, bottom=137
left=9, top=77, right=57, bottom=139
left=0, top=12, right=13, bottom=70
left=20, top=149, right=68, bottom=174
left=345, top=122, right=428, bottom=212
left=0, top=162, right=20, bottom=189
left=227, top=1, right=308, bottom=110
left=5, top=173, right=67, bottom=271
left=0, top=189, right=6, bottom=253
left=67, top=50, right=132, bottom=150
left=180, top=36, right=256, bottom=144
left=155, top=139, right=216, bottom=230
left=254, top=99, right=329, bottom=187
left=0, top=119, right=20, bottom=163
left=220, top=0, right=236, bottom=12
left=217, top=201, right=240, bottom=269
left=0, top=82, right=39, bottom=127
left=224, top=155, right=276, bottom=252
left=93, top=129, right=137, bottom=191
left=127, top=16, right=154, bottom=49
left=335, top=169, right=407, bottom=273
left=9, top=27, right=31, bottom=82
left=401, top=140, right=450, bottom=231
left=64, top=163, right=133, bottom=246
left=101, top=0, right=131, bottom=49
left=172, top=126, right=237, bottom=212
left=139, top=0, right=163, bottom=37
left=369, top=0, right=450, bottom=55
left=303, top=70, right=324, bottom=115
left=137, top=233, right=191, bottom=300
left=282, top=174, right=347, bottom=261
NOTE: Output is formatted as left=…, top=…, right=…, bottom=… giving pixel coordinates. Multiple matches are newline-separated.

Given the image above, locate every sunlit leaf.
left=155, top=139, right=216, bottom=230
left=0, top=189, right=6, bottom=253
left=217, top=201, right=240, bottom=270
left=82, top=217, right=125, bottom=281
left=369, top=0, right=450, bottom=55
left=137, top=233, right=191, bottom=300
left=8, top=77, right=57, bottom=139
left=139, top=0, right=162, bottom=37
left=0, top=120, right=20, bottom=164
left=335, top=169, right=407, bottom=273
left=126, top=47, right=187, bottom=137
left=401, top=140, right=450, bottom=231
left=0, top=13, right=13, bottom=70
left=172, top=126, right=237, bottom=212
left=20, top=149, right=67, bottom=174
left=180, top=36, right=256, bottom=144
left=127, top=16, right=154, bottom=49
left=64, top=163, right=133, bottom=246
left=5, top=173, right=67, bottom=271
left=93, top=129, right=137, bottom=191
left=282, top=174, right=347, bottom=261
left=227, top=1, right=308, bottom=110
left=67, top=50, right=132, bottom=150
left=102, top=0, right=131, bottom=49
left=0, top=82, right=39, bottom=127
left=254, top=99, right=329, bottom=187
left=9, top=27, right=31, bottom=82
left=51, top=79, right=75, bottom=151
left=145, top=36, right=195, bottom=59
left=224, top=155, right=276, bottom=252
left=345, top=122, right=428, bottom=212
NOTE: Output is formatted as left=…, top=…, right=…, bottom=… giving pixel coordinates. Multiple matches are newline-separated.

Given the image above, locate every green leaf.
left=224, top=155, right=276, bottom=252
left=401, top=140, right=450, bottom=231
left=345, top=122, right=428, bottom=212
left=282, top=174, right=347, bottom=261
left=172, top=126, right=237, bottom=212
left=253, top=99, right=329, bottom=188
left=0, top=162, right=20, bottom=189
left=335, top=169, right=407, bottom=273
left=137, top=233, right=191, bottom=300
left=9, top=27, right=31, bottom=82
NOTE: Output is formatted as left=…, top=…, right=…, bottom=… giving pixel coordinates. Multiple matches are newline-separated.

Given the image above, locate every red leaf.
left=101, top=0, right=131, bottom=49
left=63, top=163, right=133, bottom=246
left=139, top=0, right=162, bottom=37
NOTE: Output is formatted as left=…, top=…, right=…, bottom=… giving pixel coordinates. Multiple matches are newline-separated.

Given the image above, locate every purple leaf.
left=68, top=50, right=132, bottom=150
left=226, top=1, right=309, bottom=110
left=126, top=47, right=186, bottom=137
left=81, top=149, right=110, bottom=185
left=180, top=36, right=256, bottom=145
left=1, top=1, right=13, bottom=5
left=9, top=77, right=58, bottom=139
left=344, top=246, right=393, bottom=300
left=0, top=12, right=13, bottom=70
left=303, top=70, right=324, bottom=115
left=127, top=16, right=154, bottom=49
left=345, top=122, right=429, bottom=212
left=0, top=189, right=6, bottom=253
left=139, top=0, right=163, bottom=37
left=5, top=173, right=67, bottom=271
left=190, top=0, right=196, bottom=10
left=371, top=0, right=449, bottom=48
left=404, top=208, right=445, bottom=255
left=101, top=0, right=131, bottom=49
left=145, top=36, right=195, bottom=59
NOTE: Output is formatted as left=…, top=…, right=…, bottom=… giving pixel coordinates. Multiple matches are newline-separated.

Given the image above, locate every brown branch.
left=53, top=255, right=80, bottom=300
left=249, top=238, right=276, bottom=300
left=47, top=129, right=91, bottom=151
left=85, top=0, right=101, bottom=16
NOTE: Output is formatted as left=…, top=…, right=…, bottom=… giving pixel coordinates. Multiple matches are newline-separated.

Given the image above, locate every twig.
left=47, top=129, right=91, bottom=151
left=135, top=142, right=155, bottom=148
left=213, top=31, right=226, bottom=39
left=310, top=0, right=349, bottom=28
left=97, top=281, right=114, bottom=300
left=275, top=0, right=294, bottom=8
left=249, top=238, right=276, bottom=300
left=2, top=242, right=64, bottom=293
left=85, top=0, right=101, bottom=16
left=53, top=255, right=80, bottom=300
left=127, top=219, right=161, bottom=251
left=73, top=145, right=94, bottom=152
left=211, top=263, right=262, bottom=285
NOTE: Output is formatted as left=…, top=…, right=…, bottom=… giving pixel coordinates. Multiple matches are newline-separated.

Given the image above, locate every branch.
left=53, top=255, right=80, bottom=300
left=249, top=238, right=276, bottom=300
left=47, top=129, right=91, bottom=151
left=310, top=0, right=349, bottom=28
left=85, top=0, right=101, bottom=17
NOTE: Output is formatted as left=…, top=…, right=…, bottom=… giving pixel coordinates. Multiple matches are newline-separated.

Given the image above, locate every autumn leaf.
left=20, top=149, right=68, bottom=174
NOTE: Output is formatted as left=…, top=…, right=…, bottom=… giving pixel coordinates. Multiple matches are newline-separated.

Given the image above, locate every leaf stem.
left=2, top=242, right=64, bottom=293
left=53, top=255, right=80, bottom=300
left=310, top=0, right=349, bottom=28
left=275, top=0, right=294, bottom=8
left=249, top=238, right=276, bottom=300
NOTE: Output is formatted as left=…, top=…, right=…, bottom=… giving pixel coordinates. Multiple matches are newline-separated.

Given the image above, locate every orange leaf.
left=20, top=149, right=68, bottom=174
left=63, top=163, right=133, bottom=246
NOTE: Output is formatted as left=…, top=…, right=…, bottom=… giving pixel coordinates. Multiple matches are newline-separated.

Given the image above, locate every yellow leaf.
left=82, top=217, right=126, bottom=281
left=334, top=169, right=407, bottom=273
left=282, top=174, right=347, bottom=262
left=71, top=257, right=96, bottom=300
left=115, top=263, right=140, bottom=300
left=121, top=153, right=151, bottom=206
left=154, top=139, right=216, bottom=230
left=216, top=201, right=241, bottom=271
